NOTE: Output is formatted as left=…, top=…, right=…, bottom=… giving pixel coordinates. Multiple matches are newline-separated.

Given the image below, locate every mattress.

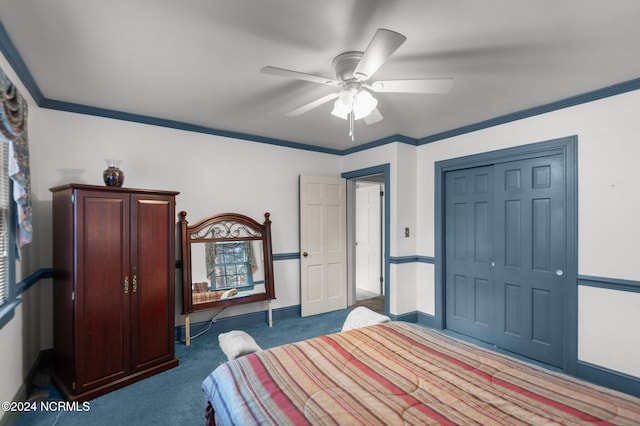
left=202, top=321, right=640, bottom=425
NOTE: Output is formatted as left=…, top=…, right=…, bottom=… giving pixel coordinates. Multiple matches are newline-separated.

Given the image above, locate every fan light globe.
left=330, top=100, right=351, bottom=119
left=353, top=90, right=377, bottom=119
left=331, top=87, right=377, bottom=120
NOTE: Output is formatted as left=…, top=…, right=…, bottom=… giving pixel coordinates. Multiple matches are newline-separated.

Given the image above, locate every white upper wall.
left=416, top=88, right=640, bottom=281
left=32, top=109, right=343, bottom=254
left=30, top=108, right=344, bottom=326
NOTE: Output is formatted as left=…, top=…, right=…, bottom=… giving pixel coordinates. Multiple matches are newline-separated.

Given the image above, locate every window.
left=0, top=67, right=30, bottom=329
left=0, top=135, right=16, bottom=329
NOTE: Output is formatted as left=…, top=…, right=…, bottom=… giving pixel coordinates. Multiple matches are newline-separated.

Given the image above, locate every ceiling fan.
left=260, top=28, right=453, bottom=140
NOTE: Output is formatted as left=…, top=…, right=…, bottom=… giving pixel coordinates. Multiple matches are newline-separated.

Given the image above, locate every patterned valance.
left=0, top=66, right=32, bottom=249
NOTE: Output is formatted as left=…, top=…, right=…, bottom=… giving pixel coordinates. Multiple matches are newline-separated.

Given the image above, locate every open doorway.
left=349, top=175, right=385, bottom=315
left=343, top=164, right=390, bottom=317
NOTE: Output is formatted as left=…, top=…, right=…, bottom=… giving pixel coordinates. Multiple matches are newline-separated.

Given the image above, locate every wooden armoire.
left=50, top=184, right=180, bottom=402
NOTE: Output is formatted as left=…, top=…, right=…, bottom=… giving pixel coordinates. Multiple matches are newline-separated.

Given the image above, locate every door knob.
left=302, top=252, right=308, bottom=257
left=555, top=269, right=564, bottom=276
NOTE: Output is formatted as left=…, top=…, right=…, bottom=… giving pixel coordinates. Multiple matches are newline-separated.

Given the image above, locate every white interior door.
left=355, top=183, right=382, bottom=295
left=300, top=175, right=347, bottom=317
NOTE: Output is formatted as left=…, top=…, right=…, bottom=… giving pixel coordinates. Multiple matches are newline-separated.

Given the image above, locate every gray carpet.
left=16, top=308, right=351, bottom=426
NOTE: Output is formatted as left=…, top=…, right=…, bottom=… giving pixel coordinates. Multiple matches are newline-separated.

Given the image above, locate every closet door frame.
left=434, top=135, right=578, bottom=374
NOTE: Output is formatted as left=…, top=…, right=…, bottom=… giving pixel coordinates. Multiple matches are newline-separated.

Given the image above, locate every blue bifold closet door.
left=445, top=153, right=566, bottom=367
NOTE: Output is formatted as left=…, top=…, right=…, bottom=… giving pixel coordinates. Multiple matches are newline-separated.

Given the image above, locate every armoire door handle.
left=133, top=275, right=138, bottom=292
left=124, top=276, right=129, bottom=294
left=302, top=252, right=308, bottom=257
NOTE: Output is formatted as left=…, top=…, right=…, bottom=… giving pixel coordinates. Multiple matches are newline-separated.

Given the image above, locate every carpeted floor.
left=16, top=309, right=351, bottom=426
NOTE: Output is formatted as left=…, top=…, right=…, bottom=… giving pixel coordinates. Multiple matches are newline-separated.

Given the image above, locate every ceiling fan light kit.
left=330, top=83, right=378, bottom=121
left=261, top=28, right=453, bottom=141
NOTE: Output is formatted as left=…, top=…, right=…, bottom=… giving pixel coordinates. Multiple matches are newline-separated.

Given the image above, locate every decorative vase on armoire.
left=49, top=183, right=179, bottom=402
left=102, top=159, right=125, bottom=187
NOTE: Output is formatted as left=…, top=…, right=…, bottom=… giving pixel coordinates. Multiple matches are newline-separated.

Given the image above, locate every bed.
left=202, top=321, right=640, bottom=425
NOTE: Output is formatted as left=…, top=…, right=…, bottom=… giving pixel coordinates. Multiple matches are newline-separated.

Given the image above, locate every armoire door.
left=75, top=190, right=131, bottom=392
left=445, top=153, right=566, bottom=367
left=130, top=193, right=176, bottom=371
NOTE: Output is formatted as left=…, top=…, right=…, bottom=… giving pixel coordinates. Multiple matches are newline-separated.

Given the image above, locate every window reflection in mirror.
left=207, top=241, right=262, bottom=290
left=190, top=240, right=266, bottom=304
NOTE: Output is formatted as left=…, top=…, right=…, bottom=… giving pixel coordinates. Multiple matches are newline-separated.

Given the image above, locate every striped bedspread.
left=202, top=322, right=640, bottom=425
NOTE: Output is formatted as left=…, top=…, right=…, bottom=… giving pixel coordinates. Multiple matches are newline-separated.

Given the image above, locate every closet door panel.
left=445, top=166, right=494, bottom=340
left=493, top=154, right=565, bottom=367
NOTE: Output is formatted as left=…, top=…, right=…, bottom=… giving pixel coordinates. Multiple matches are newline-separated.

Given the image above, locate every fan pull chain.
left=349, top=111, right=355, bottom=142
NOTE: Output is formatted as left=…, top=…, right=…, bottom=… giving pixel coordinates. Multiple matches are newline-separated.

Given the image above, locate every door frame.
left=342, top=164, right=390, bottom=317
left=434, top=136, right=578, bottom=373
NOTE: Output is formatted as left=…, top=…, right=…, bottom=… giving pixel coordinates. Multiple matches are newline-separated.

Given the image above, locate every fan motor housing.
left=332, top=51, right=363, bottom=81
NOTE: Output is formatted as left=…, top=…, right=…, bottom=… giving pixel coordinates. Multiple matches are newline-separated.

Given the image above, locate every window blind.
left=0, top=137, right=9, bottom=305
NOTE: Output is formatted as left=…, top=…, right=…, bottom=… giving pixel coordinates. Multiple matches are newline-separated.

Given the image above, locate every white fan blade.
left=364, top=108, right=383, bottom=125
left=369, top=78, right=453, bottom=94
left=261, top=66, right=341, bottom=86
left=286, top=93, right=339, bottom=117
left=353, top=29, right=406, bottom=81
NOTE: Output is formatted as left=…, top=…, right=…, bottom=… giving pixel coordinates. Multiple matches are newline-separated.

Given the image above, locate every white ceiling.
left=1, top=0, right=639, bottom=152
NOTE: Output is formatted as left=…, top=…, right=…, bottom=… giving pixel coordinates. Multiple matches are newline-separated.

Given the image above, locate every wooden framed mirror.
left=179, top=211, right=275, bottom=345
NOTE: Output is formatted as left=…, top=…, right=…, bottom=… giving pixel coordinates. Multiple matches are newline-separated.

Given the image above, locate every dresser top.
left=49, top=183, right=180, bottom=196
